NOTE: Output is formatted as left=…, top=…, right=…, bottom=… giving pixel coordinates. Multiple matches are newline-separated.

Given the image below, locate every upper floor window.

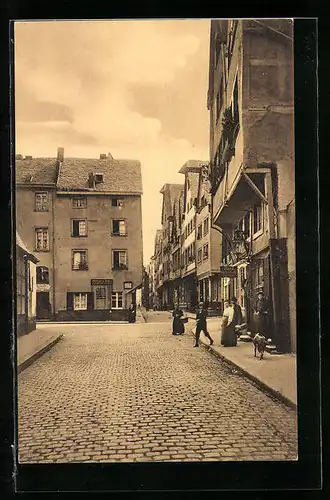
left=113, top=250, right=128, bottom=270
left=72, top=250, right=88, bottom=270
left=72, top=196, right=87, bottom=209
left=112, top=219, right=127, bottom=236
left=203, top=243, right=209, bottom=261
left=197, top=248, right=203, bottom=264
left=36, top=266, right=49, bottom=284
left=244, top=211, right=251, bottom=239
left=35, top=227, right=49, bottom=251
left=197, top=224, right=202, bottom=240
left=253, top=203, right=263, bottom=235
left=72, top=219, right=87, bottom=237
left=35, top=192, right=48, bottom=211
left=232, top=76, right=240, bottom=137
left=112, top=198, right=124, bottom=207
left=203, top=217, right=209, bottom=236
left=216, top=78, right=223, bottom=122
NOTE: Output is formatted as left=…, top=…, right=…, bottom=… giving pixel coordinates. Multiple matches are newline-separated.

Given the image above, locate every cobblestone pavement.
left=18, top=322, right=298, bottom=463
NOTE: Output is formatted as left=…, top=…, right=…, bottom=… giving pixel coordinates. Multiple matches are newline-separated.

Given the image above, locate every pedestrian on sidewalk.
left=172, top=304, right=185, bottom=335
left=194, top=302, right=214, bottom=347
left=254, top=290, right=269, bottom=336
left=128, top=303, right=136, bottom=323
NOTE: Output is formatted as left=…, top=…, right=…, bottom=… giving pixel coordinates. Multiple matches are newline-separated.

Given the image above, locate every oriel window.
left=253, top=204, right=262, bottom=234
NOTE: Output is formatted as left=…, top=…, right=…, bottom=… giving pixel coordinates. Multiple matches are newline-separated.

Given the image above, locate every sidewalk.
left=17, top=327, right=64, bottom=373
left=187, top=316, right=297, bottom=408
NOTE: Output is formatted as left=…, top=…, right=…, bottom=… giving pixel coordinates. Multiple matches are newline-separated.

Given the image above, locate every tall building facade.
left=16, top=149, right=143, bottom=322
left=208, top=20, right=295, bottom=352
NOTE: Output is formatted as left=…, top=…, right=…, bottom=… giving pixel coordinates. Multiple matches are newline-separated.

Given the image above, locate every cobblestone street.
left=18, top=321, right=298, bottom=463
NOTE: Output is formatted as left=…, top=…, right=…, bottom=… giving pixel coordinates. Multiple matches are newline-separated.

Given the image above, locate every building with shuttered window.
left=16, top=148, right=143, bottom=322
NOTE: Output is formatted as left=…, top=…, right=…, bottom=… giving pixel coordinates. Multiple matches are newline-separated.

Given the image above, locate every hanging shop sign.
left=219, top=266, right=238, bottom=278
left=91, top=279, right=113, bottom=286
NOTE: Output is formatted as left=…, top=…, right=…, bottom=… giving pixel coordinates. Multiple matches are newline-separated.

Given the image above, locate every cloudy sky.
left=14, top=20, right=210, bottom=263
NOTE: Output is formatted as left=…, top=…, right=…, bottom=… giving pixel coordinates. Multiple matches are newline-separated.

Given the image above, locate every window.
left=16, top=256, right=26, bottom=314
left=112, top=219, right=127, bottom=236
left=232, top=77, right=240, bottom=137
left=94, top=173, right=104, bottom=183
left=35, top=192, right=48, bottom=211
left=72, top=219, right=87, bottom=237
left=244, top=212, right=251, bottom=239
left=124, top=281, right=133, bottom=289
left=112, top=198, right=124, bottom=207
left=35, top=228, right=49, bottom=251
left=203, top=243, right=209, bottom=261
left=197, top=248, right=203, bottom=263
left=111, top=292, right=123, bottom=309
left=253, top=204, right=262, bottom=234
left=95, top=287, right=106, bottom=299
left=72, top=250, right=88, bottom=270
left=254, top=260, right=264, bottom=289
left=36, top=266, right=49, bottom=284
left=73, top=293, right=88, bottom=310
left=72, top=196, right=87, bottom=209
left=113, top=250, right=127, bottom=269
left=197, top=224, right=202, bottom=240
left=203, top=217, right=209, bottom=236
left=216, top=78, right=223, bottom=122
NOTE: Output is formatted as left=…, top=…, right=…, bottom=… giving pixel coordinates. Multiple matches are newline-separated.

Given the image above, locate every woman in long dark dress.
left=172, top=305, right=184, bottom=335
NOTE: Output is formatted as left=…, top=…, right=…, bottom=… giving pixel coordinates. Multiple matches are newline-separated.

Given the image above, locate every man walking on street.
left=194, top=302, right=214, bottom=347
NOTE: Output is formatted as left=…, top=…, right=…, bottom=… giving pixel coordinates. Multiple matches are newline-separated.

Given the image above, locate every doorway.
left=36, top=292, right=51, bottom=319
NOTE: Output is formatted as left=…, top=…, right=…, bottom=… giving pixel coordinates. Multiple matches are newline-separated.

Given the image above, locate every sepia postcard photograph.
left=14, top=19, right=299, bottom=470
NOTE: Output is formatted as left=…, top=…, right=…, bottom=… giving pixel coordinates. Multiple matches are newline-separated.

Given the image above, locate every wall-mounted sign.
left=91, top=279, right=113, bottom=286
left=36, top=283, right=50, bottom=292
left=124, top=281, right=133, bottom=289
left=219, top=266, right=238, bottom=278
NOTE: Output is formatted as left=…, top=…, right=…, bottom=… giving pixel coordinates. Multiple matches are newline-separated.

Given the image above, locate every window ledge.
left=252, top=229, right=263, bottom=240
left=112, top=266, right=128, bottom=271
left=71, top=234, right=88, bottom=238
left=35, top=249, right=50, bottom=252
left=72, top=267, right=89, bottom=271
left=111, top=233, right=128, bottom=237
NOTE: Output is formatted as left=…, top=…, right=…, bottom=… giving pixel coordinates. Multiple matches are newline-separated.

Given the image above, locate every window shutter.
left=87, top=292, right=94, bottom=310
left=67, top=292, right=74, bottom=310
left=73, top=220, right=79, bottom=236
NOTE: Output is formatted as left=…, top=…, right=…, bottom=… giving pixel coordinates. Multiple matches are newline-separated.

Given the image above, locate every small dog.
left=252, top=333, right=270, bottom=360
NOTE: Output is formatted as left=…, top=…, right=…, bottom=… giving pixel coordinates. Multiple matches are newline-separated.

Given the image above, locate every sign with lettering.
left=219, top=266, right=238, bottom=278
left=36, top=283, right=50, bottom=292
left=124, top=281, right=133, bottom=289
left=91, top=279, right=113, bottom=286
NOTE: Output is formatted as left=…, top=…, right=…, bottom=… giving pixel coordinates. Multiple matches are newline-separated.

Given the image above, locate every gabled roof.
left=16, top=231, right=39, bottom=263
left=160, top=183, right=184, bottom=224
left=15, top=158, right=58, bottom=185
left=178, top=159, right=207, bottom=174
left=57, top=158, right=142, bottom=194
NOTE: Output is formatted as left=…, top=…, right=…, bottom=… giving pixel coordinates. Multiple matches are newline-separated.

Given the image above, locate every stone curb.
left=18, top=334, right=64, bottom=374
left=188, top=328, right=297, bottom=411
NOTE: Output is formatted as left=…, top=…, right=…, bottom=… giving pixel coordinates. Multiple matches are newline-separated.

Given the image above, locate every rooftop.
left=15, top=158, right=58, bottom=185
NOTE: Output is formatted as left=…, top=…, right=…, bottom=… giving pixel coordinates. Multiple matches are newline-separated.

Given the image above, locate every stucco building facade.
left=16, top=149, right=143, bottom=322
left=208, top=19, right=295, bottom=352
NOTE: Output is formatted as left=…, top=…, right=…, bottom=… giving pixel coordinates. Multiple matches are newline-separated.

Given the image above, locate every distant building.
left=16, top=231, right=39, bottom=336
left=208, top=20, right=295, bottom=352
left=16, top=149, right=143, bottom=322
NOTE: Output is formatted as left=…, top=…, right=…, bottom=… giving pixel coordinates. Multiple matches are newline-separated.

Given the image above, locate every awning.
left=123, top=283, right=142, bottom=295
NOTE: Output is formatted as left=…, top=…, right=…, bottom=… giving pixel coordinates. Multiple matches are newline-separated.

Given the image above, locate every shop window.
left=113, top=250, right=128, bottom=270
left=35, top=192, right=48, bottom=211
left=111, top=292, right=123, bottom=309
left=72, top=219, right=87, bottom=237
left=72, top=250, right=88, bottom=270
left=73, top=292, right=88, bottom=310
left=112, top=219, right=127, bottom=236
left=36, top=266, right=49, bottom=284
left=72, top=196, right=87, bottom=209
left=35, top=227, right=49, bottom=251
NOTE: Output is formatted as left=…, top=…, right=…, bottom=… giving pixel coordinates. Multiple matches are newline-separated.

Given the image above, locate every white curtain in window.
left=119, top=220, right=126, bottom=235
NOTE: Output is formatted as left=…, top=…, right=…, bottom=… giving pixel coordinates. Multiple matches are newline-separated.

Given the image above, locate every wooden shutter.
left=87, top=292, right=94, bottom=310
left=67, top=292, right=74, bottom=310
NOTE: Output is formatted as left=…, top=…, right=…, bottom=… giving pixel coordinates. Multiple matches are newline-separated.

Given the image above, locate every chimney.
left=25, top=155, right=33, bottom=160
left=15, top=154, right=23, bottom=160
left=100, top=153, right=107, bottom=160
left=57, top=147, right=64, bottom=163
left=107, top=152, right=113, bottom=160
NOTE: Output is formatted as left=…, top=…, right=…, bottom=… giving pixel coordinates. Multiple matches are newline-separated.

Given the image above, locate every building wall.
left=54, top=194, right=143, bottom=312
left=286, top=199, right=296, bottom=352
left=16, top=187, right=56, bottom=313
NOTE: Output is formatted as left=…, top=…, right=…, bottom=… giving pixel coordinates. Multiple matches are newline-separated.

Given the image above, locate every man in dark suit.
left=194, top=302, right=214, bottom=347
